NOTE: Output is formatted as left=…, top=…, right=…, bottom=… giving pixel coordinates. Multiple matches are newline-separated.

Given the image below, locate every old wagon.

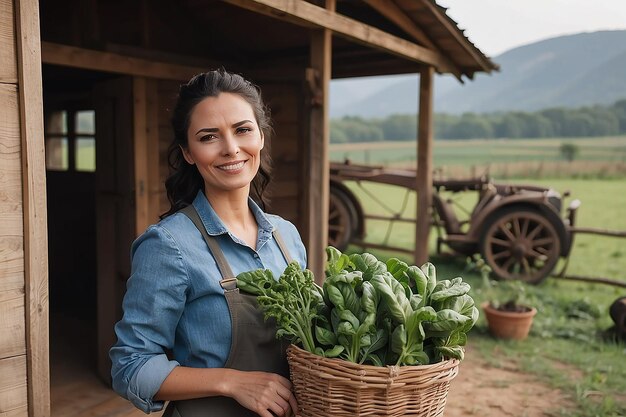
left=328, top=161, right=581, bottom=284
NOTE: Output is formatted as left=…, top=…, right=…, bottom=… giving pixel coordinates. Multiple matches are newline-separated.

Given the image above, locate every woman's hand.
left=224, top=370, right=298, bottom=417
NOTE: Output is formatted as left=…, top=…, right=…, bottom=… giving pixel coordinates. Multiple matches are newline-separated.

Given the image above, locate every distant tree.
left=381, top=114, right=417, bottom=141
left=560, top=142, right=579, bottom=162
left=613, top=99, right=626, bottom=133
left=330, top=124, right=348, bottom=143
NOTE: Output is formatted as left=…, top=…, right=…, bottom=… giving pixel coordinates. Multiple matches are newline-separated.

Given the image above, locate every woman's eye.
left=236, top=127, right=252, bottom=134
left=200, top=134, right=217, bottom=142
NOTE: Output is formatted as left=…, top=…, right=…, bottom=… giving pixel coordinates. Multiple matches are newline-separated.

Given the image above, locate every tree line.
left=330, top=100, right=626, bottom=143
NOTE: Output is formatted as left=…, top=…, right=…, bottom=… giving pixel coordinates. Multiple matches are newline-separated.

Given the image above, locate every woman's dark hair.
left=161, top=69, right=273, bottom=219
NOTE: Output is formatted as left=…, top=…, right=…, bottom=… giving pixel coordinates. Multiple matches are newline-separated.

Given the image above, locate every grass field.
left=330, top=136, right=626, bottom=179
left=340, top=178, right=626, bottom=416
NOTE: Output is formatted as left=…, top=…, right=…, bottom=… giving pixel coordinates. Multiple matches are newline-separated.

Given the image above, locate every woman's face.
left=182, top=93, right=264, bottom=196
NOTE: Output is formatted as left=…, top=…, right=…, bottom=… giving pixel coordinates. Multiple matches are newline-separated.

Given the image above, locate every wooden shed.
left=0, top=1, right=496, bottom=416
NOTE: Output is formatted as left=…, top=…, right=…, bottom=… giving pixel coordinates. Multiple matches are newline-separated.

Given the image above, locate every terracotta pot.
left=481, top=301, right=537, bottom=340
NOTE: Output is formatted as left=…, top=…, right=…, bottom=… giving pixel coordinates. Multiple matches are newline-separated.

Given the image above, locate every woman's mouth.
left=217, top=161, right=246, bottom=171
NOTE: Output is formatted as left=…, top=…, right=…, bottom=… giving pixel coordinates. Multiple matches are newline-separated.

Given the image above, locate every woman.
left=110, top=70, right=305, bottom=417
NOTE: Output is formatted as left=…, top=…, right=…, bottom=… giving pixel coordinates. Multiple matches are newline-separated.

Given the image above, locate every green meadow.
left=330, top=137, right=626, bottom=178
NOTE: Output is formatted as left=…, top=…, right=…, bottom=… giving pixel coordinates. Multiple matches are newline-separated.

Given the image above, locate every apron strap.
left=180, top=205, right=236, bottom=290
left=272, top=229, right=294, bottom=265
left=181, top=204, right=296, bottom=289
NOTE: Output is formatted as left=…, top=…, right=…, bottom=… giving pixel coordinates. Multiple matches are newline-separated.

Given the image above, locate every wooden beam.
left=417, top=0, right=489, bottom=70
left=363, top=0, right=462, bottom=78
left=415, top=67, right=434, bottom=266
left=41, top=42, right=208, bottom=81
left=304, top=0, right=333, bottom=284
left=133, top=77, right=161, bottom=235
left=221, top=0, right=453, bottom=73
left=15, top=0, right=50, bottom=416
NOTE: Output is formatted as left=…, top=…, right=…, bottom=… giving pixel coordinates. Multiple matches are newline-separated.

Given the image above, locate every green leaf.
left=436, top=346, right=465, bottom=360
left=360, top=281, right=379, bottom=314
left=407, top=265, right=428, bottom=298
left=337, top=281, right=361, bottom=316
left=324, top=345, right=345, bottom=358
left=391, top=324, right=407, bottom=355
left=338, top=309, right=360, bottom=331
left=326, top=283, right=345, bottom=310
left=427, top=309, right=471, bottom=333
left=315, top=325, right=337, bottom=346
left=350, top=253, right=387, bottom=281
left=430, top=280, right=471, bottom=303
left=325, top=246, right=351, bottom=277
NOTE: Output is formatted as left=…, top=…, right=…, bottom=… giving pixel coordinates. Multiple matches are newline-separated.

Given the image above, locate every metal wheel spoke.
left=502, top=257, right=516, bottom=272
left=329, top=208, right=340, bottom=220
left=536, top=246, right=549, bottom=255
left=528, top=249, right=544, bottom=259
left=521, top=218, right=530, bottom=238
left=492, top=250, right=512, bottom=260
left=328, top=225, right=344, bottom=232
left=491, top=237, right=512, bottom=248
left=498, top=223, right=517, bottom=242
left=521, top=257, right=532, bottom=275
left=533, top=237, right=555, bottom=247
left=527, top=223, right=544, bottom=240
left=513, top=218, right=522, bottom=237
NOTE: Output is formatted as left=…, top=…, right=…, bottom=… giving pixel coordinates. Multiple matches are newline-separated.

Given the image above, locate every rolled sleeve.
left=110, top=224, right=189, bottom=413
left=127, top=354, right=179, bottom=413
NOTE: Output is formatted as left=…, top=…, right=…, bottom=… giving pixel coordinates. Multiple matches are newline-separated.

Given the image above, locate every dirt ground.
left=445, top=344, right=574, bottom=417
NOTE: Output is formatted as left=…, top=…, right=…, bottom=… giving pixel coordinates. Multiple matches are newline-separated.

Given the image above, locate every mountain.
left=330, top=30, right=626, bottom=117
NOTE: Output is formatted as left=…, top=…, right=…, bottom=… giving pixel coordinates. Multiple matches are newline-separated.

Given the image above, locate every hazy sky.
left=438, top=0, right=626, bottom=56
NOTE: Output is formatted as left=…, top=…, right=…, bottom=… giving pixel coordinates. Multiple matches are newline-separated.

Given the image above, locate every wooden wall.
left=1, top=0, right=48, bottom=415
left=0, top=0, right=28, bottom=414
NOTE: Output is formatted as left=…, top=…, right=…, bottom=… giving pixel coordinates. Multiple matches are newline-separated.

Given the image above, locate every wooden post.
left=415, top=66, right=434, bottom=266
left=133, top=77, right=160, bottom=235
left=306, top=0, right=333, bottom=283
left=15, top=0, right=50, bottom=415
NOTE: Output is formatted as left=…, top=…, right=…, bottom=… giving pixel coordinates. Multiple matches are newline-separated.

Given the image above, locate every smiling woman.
left=181, top=93, right=265, bottom=212
left=109, top=70, right=307, bottom=417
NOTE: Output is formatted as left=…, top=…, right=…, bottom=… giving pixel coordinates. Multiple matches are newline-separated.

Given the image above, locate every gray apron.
left=163, top=205, right=294, bottom=417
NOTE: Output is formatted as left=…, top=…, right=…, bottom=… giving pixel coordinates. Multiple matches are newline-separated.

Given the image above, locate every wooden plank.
left=133, top=77, right=162, bottom=234
left=0, top=356, right=28, bottom=417
left=133, top=77, right=149, bottom=235
left=41, top=42, right=206, bottom=82
left=415, top=67, right=434, bottom=266
left=222, top=0, right=453, bottom=73
left=302, top=0, right=332, bottom=283
left=146, top=79, right=162, bottom=224
left=0, top=289, right=26, bottom=360
left=363, top=0, right=461, bottom=79
left=15, top=0, right=50, bottom=415
left=0, top=0, right=17, bottom=83
left=0, top=84, right=24, bottom=294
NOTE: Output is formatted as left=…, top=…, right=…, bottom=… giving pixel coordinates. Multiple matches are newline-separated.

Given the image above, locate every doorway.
left=43, top=65, right=144, bottom=417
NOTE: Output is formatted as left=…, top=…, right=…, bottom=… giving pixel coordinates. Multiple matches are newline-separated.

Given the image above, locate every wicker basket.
left=287, top=345, right=459, bottom=417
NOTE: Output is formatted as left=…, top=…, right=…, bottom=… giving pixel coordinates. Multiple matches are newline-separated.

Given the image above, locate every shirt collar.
left=192, top=190, right=275, bottom=237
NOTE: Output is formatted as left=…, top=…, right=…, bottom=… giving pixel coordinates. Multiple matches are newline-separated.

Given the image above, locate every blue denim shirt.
left=109, top=191, right=307, bottom=413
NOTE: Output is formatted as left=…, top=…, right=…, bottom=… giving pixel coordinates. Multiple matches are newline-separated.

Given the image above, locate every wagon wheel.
left=328, top=189, right=354, bottom=251
left=480, top=207, right=561, bottom=284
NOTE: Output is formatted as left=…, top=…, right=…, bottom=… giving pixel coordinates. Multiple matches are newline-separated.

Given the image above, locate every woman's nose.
left=221, top=134, right=240, bottom=156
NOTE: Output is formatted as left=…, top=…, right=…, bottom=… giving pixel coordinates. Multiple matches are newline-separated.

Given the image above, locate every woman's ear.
left=260, top=132, right=265, bottom=150
left=180, top=145, right=195, bottom=165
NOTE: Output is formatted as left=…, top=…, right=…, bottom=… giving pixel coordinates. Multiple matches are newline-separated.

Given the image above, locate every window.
left=45, top=109, right=96, bottom=172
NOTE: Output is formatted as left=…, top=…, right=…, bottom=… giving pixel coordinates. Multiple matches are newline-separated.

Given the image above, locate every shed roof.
left=178, top=0, right=498, bottom=81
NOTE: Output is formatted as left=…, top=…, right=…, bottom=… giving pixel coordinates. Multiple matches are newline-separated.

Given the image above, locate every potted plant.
left=469, top=256, right=537, bottom=340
